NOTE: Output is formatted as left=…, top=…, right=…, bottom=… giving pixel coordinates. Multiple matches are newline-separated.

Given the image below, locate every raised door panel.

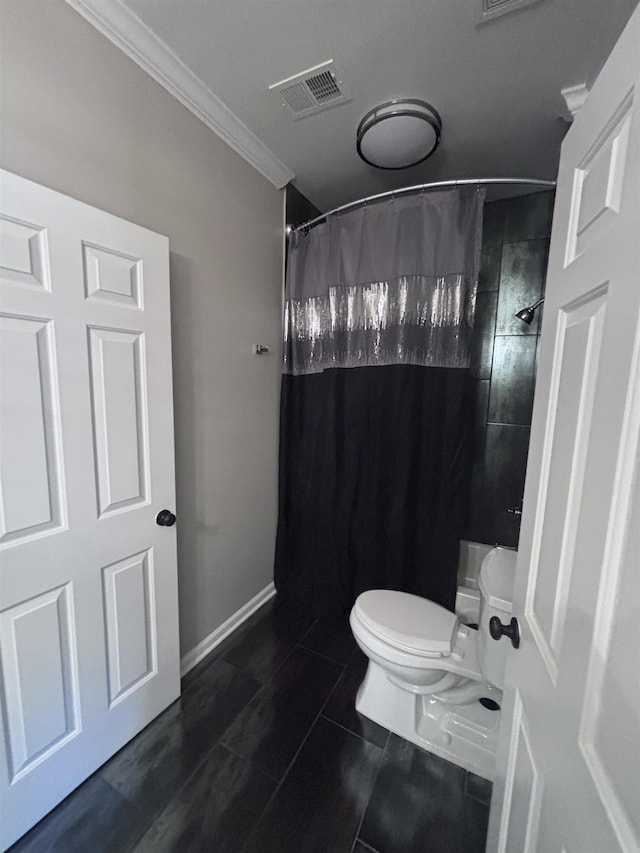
left=87, top=326, right=150, bottom=517
left=0, top=215, right=51, bottom=292
left=82, top=242, right=143, bottom=308
left=525, top=287, right=607, bottom=682
left=498, top=693, right=542, bottom=853
left=578, top=361, right=640, bottom=851
left=102, top=549, right=157, bottom=707
left=565, top=91, right=633, bottom=265
left=0, top=315, right=66, bottom=546
left=0, top=585, right=81, bottom=783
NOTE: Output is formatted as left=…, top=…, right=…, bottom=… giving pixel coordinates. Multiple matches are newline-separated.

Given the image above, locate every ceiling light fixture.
left=356, top=99, right=442, bottom=170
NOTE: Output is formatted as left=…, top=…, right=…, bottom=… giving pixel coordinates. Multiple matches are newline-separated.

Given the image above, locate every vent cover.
left=270, top=61, right=350, bottom=119
left=481, top=0, right=542, bottom=21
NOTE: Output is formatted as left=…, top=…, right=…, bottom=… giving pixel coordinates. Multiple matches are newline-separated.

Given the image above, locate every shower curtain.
left=275, top=188, right=485, bottom=616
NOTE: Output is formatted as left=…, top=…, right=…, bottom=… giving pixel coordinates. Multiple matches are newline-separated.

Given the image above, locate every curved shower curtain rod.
left=293, top=177, right=556, bottom=233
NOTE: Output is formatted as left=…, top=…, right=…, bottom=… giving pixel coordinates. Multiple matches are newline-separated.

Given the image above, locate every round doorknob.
left=156, top=509, right=176, bottom=527
left=489, top=616, right=520, bottom=649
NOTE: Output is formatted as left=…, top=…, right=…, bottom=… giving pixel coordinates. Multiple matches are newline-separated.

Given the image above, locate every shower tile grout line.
left=352, top=838, right=382, bottom=853
left=485, top=420, right=532, bottom=428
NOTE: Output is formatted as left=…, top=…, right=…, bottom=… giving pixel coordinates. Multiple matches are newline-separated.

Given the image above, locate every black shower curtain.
left=275, top=189, right=484, bottom=617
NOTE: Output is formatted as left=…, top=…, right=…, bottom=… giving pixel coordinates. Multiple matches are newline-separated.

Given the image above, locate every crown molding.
left=65, top=0, right=294, bottom=188
left=560, top=84, right=590, bottom=120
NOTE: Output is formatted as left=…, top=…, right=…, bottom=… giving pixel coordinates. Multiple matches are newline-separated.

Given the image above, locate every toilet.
left=349, top=546, right=517, bottom=780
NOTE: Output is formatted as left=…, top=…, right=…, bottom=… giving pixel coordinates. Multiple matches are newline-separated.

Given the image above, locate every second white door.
left=487, top=7, right=640, bottom=852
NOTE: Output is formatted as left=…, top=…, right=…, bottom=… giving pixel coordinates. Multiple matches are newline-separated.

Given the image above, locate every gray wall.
left=467, top=192, right=554, bottom=548
left=0, top=0, right=284, bottom=658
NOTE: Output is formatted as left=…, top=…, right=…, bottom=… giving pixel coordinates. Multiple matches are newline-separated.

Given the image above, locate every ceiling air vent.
left=481, top=0, right=542, bottom=22
left=270, top=61, right=350, bottom=120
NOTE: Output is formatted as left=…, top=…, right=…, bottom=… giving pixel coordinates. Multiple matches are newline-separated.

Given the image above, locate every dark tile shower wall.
left=466, top=191, right=554, bottom=549
left=285, top=184, right=320, bottom=278
left=285, top=183, right=320, bottom=230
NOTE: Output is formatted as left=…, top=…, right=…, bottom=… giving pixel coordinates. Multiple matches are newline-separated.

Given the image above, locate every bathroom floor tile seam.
left=10, top=596, right=491, bottom=853
left=165, top=610, right=371, bottom=851
left=237, top=676, right=349, bottom=850
left=112, top=659, right=271, bottom=819
left=347, top=729, right=389, bottom=853
left=318, top=713, right=391, bottom=747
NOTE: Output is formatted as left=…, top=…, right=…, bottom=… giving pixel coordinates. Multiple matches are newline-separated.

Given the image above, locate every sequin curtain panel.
left=275, top=188, right=485, bottom=616
left=284, top=189, right=485, bottom=375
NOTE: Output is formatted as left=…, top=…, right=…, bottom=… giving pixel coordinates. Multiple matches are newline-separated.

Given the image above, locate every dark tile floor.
left=11, top=596, right=491, bottom=853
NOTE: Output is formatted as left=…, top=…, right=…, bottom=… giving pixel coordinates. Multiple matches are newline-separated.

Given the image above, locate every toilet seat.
left=354, top=590, right=458, bottom=658
left=350, top=551, right=516, bottom=781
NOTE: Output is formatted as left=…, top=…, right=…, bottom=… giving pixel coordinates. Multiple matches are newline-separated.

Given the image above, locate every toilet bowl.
left=349, top=547, right=517, bottom=780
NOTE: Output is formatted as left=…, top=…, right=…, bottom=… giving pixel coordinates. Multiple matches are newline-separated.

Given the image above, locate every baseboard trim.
left=180, top=582, right=276, bottom=677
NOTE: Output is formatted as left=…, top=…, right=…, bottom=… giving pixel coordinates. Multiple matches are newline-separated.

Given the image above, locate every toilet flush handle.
left=489, top=616, right=521, bottom=649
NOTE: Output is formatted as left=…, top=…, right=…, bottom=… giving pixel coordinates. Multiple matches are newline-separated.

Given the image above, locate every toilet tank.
left=477, top=547, right=517, bottom=690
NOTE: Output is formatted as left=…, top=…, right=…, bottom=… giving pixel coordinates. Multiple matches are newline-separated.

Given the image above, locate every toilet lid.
left=354, top=590, right=457, bottom=656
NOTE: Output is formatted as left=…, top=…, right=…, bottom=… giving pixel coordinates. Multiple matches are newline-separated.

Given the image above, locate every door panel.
left=102, top=548, right=157, bottom=707
left=0, top=170, right=179, bottom=850
left=566, top=91, right=633, bottom=264
left=0, top=215, right=51, bottom=292
left=0, top=585, right=80, bottom=783
left=88, top=326, right=149, bottom=515
left=501, top=694, right=542, bottom=853
left=528, top=287, right=607, bottom=679
left=578, top=381, right=640, bottom=851
left=82, top=242, right=142, bottom=307
left=0, top=314, right=66, bottom=544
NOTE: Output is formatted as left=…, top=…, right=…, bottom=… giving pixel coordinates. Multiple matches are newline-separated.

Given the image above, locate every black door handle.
left=489, top=616, right=520, bottom=649
left=156, top=509, right=176, bottom=527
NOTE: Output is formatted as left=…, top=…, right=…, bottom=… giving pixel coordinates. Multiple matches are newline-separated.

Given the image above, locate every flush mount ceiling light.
left=356, top=99, right=442, bottom=170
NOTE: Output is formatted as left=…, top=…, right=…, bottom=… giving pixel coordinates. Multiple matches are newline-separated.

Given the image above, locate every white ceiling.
left=120, top=0, right=638, bottom=212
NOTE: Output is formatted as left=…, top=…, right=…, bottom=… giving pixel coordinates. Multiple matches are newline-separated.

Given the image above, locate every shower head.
left=515, top=298, right=544, bottom=325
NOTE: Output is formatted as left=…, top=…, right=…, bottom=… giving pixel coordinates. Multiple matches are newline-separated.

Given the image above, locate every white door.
left=487, top=8, right=640, bottom=853
left=0, top=171, right=180, bottom=850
